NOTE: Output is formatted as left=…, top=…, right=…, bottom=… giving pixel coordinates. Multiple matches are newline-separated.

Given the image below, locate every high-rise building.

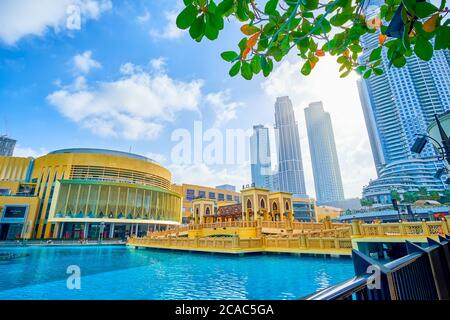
left=0, top=135, right=16, bottom=156
left=274, top=96, right=307, bottom=197
left=215, top=184, right=236, bottom=192
left=358, top=32, right=450, bottom=203
left=250, top=125, right=273, bottom=189
left=305, top=102, right=345, bottom=203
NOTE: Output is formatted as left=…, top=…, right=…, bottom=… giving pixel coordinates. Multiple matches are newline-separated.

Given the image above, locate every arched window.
left=196, top=208, right=199, bottom=216
left=246, top=199, right=252, bottom=210
left=206, top=207, right=210, bottom=215
left=285, top=201, right=290, bottom=211
left=272, top=202, right=278, bottom=211
left=260, top=198, right=265, bottom=209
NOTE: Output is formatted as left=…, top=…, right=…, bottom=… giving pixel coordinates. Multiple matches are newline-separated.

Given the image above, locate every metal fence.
left=303, top=235, right=450, bottom=300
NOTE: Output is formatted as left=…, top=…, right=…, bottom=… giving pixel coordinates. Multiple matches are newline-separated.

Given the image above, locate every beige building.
left=316, top=205, right=344, bottom=222
left=171, top=183, right=241, bottom=223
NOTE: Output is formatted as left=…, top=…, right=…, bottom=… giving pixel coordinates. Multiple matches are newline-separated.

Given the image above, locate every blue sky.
left=0, top=0, right=377, bottom=198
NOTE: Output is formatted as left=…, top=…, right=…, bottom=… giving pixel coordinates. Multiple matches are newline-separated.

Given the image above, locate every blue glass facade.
left=358, top=32, right=450, bottom=203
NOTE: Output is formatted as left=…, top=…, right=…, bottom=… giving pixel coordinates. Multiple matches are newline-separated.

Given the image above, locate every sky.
left=0, top=0, right=377, bottom=199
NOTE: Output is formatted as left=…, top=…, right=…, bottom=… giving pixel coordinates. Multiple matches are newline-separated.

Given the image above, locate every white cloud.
left=149, top=10, right=184, bottom=40
left=169, top=163, right=251, bottom=189
left=47, top=61, right=204, bottom=140
left=13, top=146, right=48, bottom=158
left=205, top=90, right=245, bottom=128
left=0, top=0, right=112, bottom=45
left=261, top=55, right=377, bottom=198
left=73, top=50, right=101, bottom=74
left=145, top=152, right=167, bottom=164
left=149, top=57, right=168, bottom=72
left=137, top=11, right=151, bottom=24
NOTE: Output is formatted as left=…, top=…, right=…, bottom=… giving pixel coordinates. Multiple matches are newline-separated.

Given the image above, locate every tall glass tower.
left=250, top=125, right=273, bottom=189
left=305, top=102, right=345, bottom=203
left=0, top=135, right=16, bottom=156
left=274, top=96, right=307, bottom=197
left=358, top=32, right=450, bottom=203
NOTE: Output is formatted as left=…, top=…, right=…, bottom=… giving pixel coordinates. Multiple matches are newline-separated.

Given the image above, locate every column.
left=109, top=223, right=115, bottom=239
left=83, top=223, right=89, bottom=239
left=59, top=223, right=65, bottom=239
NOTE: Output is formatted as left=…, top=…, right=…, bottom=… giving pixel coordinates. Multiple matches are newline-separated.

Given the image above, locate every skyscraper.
left=358, top=32, right=450, bottom=203
left=0, top=135, right=16, bottom=156
left=250, top=125, right=273, bottom=189
left=274, top=96, right=307, bottom=197
left=305, top=102, right=345, bottom=203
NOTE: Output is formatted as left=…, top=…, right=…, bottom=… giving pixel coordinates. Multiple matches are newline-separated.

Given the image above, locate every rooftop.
left=48, top=148, right=157, bottom=163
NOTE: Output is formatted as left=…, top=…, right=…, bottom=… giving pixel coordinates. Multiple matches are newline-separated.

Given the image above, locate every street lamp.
left=411, top=114, right=450, bottom=180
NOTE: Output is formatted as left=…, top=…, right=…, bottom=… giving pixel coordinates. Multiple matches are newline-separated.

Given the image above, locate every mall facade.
left=0, top=149, right=182, bottom=240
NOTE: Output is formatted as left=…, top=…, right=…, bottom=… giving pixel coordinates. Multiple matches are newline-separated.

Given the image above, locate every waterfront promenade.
left=127, top=218, right=450, bottom=256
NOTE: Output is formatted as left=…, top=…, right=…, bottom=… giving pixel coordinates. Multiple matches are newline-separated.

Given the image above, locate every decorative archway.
left=206, top=207, right=210, bottom=215
left=260, top=198, right=266, bottom=209
left=272, top=202, right=278, bottom=211
left=285, top=201, right=290, bottom=211
left=246, top=199, right=252, bottom=210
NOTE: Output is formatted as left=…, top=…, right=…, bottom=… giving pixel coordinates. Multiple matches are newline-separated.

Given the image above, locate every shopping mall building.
left=0, top=149, right=182, bottom=240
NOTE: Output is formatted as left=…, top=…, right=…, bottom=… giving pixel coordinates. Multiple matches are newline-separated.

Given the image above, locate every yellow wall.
left=30, top=152, right=175, bottom=238
left=0, top=196, right=40, bottom=239
left=0, top=152, right=181, bottom=239
left=173, top=183, right=241, bottom=219
left=0, top=156, right=32, bottom=181
left=316, top=206, right=343, bottom=222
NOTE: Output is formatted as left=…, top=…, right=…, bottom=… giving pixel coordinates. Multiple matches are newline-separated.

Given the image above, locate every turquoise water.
left=0, top=246, right=354, bottom=300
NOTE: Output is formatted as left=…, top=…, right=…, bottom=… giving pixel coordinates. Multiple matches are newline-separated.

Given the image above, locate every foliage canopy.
left=176, top=0, right=449, bottom=80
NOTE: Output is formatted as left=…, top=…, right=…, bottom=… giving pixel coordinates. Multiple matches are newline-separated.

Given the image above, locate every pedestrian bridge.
left=128, top=218, right=450, bottom=257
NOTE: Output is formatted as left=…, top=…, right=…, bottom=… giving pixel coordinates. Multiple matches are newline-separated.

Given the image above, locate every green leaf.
left=176, top=5, right=198, bottom=30
left=330, top=13, right=351, bottom=27
left=414, top=37, right=433, bottom=60
left=373, top=68, right=383, bottom=75
left=238, top=37, right=248, bottom=53
left=229, top=61, right=241, bottom=77
left=435, top=26, right=450, bottom=50
left=236, top=1, right=249, bottom=21
left=349, top=44, right=362, bottom=53
left=264, top=0, right=279, bottom=15
left=189, top=15, right=206, bottom=39
left=241, top=61, right=253, bottom=80
left=363, top=69, right=372, bottom=79
left=205, top=14, right=219, bottom=40
left=302, top=0, right=319, bottom=10
left=221, top=51, right=239, bottom=62
left=369, top=47, right=382, bottom=62
left=414, top=2, right=438, bottom=18
left=268, top=47, right=283, bottom=61
left=340, top=69, right=351, bottom=78
left=260, top=56, right=273, bottom=77
left=301, top=61, right=311, bottom=75
left=217, top=0, right=234, bottom=15
left=355, top=65, right=367, bottom=75
left=251, top=55, right=261, bottom=74
left=392, top=55, right=406, bottom=67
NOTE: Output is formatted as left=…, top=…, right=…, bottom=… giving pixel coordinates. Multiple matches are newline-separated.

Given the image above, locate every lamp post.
left=412, top=113, right=450, bottom=179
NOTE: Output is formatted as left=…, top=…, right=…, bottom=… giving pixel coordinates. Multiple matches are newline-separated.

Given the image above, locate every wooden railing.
left=129, top=236, right=263, bottom=250
left=358, top=220, right=449, bottom=237
left=129, top=233, right=353, bottom=252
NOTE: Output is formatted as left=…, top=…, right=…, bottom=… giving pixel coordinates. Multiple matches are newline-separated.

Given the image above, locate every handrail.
left=303, top=276, right=369, bottom=300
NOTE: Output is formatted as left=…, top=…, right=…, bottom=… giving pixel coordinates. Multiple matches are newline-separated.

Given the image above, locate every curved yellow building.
left=0, top=149, right=181, bottom=240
